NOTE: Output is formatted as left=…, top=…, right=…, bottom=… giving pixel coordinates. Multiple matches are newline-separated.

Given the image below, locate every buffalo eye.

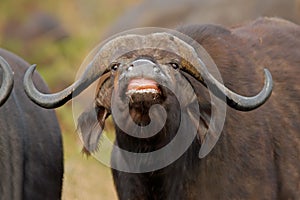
left=170, top=62, right=179, bottom=70
left=110, top=63, right=120, bottom=71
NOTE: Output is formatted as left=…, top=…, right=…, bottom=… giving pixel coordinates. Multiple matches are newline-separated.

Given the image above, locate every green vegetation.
left=0, top=0, right=139, bottom=199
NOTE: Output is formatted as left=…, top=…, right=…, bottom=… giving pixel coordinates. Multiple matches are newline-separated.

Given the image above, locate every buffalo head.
left=23, top=32, right=273, bottom=155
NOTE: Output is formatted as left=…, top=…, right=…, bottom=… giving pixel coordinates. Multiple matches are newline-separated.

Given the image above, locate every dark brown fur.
left=0, top=49, right=63, bottom=199
left=80, top=17, right=300, bottom=200
left=174, top=17, right=300, bottom=199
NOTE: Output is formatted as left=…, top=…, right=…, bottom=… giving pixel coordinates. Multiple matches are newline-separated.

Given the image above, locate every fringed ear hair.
left=77, top=106, right=109, bottom=155
left=78, top=73, right=113, bottom=155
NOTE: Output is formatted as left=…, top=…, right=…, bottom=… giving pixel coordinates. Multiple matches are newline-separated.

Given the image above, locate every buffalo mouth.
left=125, top=78, right=163, bottom=108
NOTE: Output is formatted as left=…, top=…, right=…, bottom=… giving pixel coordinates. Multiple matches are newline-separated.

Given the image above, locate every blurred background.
left=0, top=0, right=299, bottom=199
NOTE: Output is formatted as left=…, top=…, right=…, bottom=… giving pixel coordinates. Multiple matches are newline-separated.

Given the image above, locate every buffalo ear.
left=181, top=71, right=211, bottom=141
left=182, top=71, right=223, bottom=158
left=187, top=100, right=211, bottom=144
left=187, top=89, right=224, bottom=158
left=77, top=105, right=110, bottom=155
left=78, top=72, right=112, bottom=155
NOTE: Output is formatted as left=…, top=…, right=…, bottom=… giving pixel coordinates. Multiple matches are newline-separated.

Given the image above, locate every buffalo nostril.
left=128, top=65, right=134, bottom=71
left=153, top=66, right=160, bottom=73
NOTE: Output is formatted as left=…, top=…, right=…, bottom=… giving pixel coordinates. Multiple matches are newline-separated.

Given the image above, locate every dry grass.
left=61, top=129, right=118, bottom=200
left=0, top=0, right=139, bottom=199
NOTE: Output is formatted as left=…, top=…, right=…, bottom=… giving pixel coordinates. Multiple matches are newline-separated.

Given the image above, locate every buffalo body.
left=110, top=17, right=300, bottom=200
left=0, top=49, right=63, bottom=200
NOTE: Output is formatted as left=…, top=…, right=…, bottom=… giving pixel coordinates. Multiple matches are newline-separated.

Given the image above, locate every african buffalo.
left=0, top=49, right=63, bottom=199
left=24, top=17, right=299, bottom=199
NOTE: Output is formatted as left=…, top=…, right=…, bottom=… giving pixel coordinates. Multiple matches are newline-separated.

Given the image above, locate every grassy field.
left=0, top=0, right=139, bottom=199
left=61, top=124, right=118, bottom=200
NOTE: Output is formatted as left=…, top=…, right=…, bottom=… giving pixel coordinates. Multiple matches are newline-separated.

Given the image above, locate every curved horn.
left=23, top=33, right=169, bottom=109
left=205, top=67, right=272, bottom=111
left=23, top=34, right=150, bottom=109
left=0, top=56, right=14, bottom=106
left=180, top=58, right=273, bottom=111
left=24, top=62, right=105, bottom=109
left=156, top=31, right=273, bottom=111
